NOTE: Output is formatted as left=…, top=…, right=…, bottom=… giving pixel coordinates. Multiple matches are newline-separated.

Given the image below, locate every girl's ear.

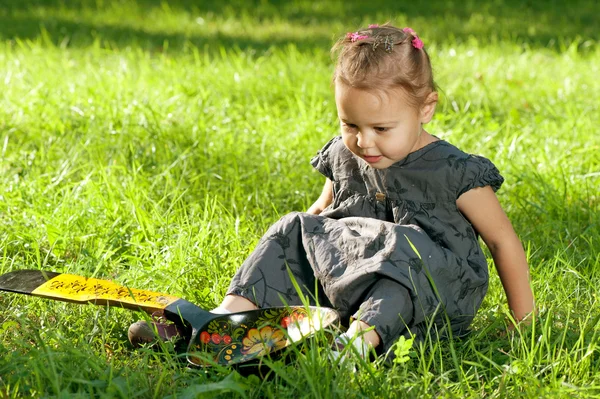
left=420, top=92, right=438, bottom=123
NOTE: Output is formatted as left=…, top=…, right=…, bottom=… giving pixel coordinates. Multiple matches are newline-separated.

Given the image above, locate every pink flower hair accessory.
left=368, top=24, right=379, bottom=28
left=412, top=37, right=424, bottom=49
left=346, top=31, right=369, bottom=42
left=402, top=27, right=424, bottom=49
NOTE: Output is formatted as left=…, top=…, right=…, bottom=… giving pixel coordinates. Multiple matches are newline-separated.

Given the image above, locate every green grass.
left=1, top=0, right=599, bottom=397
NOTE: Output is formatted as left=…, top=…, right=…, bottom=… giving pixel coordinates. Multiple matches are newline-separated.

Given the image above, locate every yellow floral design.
left=241, top=326, right=287, bottom=357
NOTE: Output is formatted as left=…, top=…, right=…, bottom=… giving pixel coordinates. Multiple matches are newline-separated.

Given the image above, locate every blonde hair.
left=332, top=24, right=436, bottom=107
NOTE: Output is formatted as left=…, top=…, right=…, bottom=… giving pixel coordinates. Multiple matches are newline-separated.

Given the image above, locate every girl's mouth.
left=362, top=155, right=383, bottom=163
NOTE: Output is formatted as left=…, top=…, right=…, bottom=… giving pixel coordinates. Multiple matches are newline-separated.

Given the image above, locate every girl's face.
left=335, top=82, right=437, bottom=169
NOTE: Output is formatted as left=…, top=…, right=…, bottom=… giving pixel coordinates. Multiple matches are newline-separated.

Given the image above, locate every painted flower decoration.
left=346, top=32, right=369, bottom=42
left=241, top=326, right=287, bottom=357
left=199, top=331, right=210, bottom=344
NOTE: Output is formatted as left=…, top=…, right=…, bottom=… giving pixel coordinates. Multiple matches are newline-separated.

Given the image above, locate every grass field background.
left=1, top=0, right=599, bottom=397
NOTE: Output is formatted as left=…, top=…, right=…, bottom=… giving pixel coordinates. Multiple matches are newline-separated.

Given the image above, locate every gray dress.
left=228, top=136, right=504, bottom=358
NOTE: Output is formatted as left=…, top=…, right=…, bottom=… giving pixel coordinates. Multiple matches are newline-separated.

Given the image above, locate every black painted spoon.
left=0, top=269, right=339, bottom=366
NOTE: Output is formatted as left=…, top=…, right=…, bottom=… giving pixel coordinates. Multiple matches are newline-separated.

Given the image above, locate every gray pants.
left=228, top=211, right=483, bottom=360
left=227, top=215, right=415, bottom=357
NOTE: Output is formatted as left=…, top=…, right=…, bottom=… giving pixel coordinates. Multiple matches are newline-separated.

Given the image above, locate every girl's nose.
left=356, top=131, right=374, bottom=149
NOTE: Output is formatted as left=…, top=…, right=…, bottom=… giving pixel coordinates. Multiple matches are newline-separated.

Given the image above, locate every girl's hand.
left=306, top=179, right=333, bottom=215
left=457, top=186, right=535, bottom=323
left=506, top=309, right=535, bottom=331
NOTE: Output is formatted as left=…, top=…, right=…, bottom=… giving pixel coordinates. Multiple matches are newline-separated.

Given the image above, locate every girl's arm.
left=306, top=179, right=333, bottom=215
left=457, top=186, right=535, bottom=324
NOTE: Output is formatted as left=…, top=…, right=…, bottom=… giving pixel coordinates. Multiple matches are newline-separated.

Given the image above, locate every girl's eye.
left=342, top=123, right=357, bottom=130
left=374, top=127, right=388, bottom=132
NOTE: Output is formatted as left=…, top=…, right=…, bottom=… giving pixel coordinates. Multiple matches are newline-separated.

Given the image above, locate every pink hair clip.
left=412, top=37, right=424, bottom=49
left=403, top=27, right=424, bottom=49
left=346, top=32, right=369, bottom=42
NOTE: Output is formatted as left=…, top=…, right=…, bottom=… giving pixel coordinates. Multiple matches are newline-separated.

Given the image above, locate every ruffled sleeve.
left=457, top=155, right=504, bottom=197
left=310, top=136, right=341, bottom=181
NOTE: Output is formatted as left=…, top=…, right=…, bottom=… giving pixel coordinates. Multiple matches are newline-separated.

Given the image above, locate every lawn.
left=0, top=0, right=599, bottom=397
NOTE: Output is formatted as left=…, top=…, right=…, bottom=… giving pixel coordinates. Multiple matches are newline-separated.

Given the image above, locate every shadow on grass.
left=0, top=0, right=597, bottom=52
left=0, top=15, right=334, bottom=53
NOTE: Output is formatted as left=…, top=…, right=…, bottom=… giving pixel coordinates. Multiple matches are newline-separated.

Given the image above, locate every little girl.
left=132, top=24, right=535, bottom=361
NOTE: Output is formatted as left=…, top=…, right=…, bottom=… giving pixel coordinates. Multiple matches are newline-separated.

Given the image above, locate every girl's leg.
left=337, top=278, right=413, bottom=357
left=225, top=213, right=331, bottom=310
left=211, top=294, right=258, bottom=314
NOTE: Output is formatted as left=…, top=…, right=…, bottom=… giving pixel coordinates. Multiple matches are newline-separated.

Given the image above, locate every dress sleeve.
left=457, top=155, right=504, bottom=197
left=310, top=136, right=341, bottom=181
